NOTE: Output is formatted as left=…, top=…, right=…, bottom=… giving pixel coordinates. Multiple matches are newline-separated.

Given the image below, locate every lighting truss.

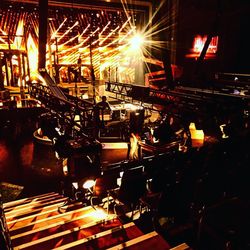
left=105, top=81, right=250, bottom=115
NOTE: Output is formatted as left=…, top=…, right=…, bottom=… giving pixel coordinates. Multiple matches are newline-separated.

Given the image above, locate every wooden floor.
left=3, top=192, right=175, bottom=250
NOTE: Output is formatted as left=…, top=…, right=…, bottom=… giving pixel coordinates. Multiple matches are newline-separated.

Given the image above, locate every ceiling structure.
left=0, top=0, right=162, bottom=86
left=1, top=0, right=154, bottom=14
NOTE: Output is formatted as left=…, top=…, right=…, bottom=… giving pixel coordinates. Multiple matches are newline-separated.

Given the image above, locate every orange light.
left=14, top=19, right=24, bottom=49
left=88, top=208, right=108, bottom=220
left=189, top=123, right=204, bottom=148
left=186, top=35, right=219, bottom=59
left=27, top=34, right=38, bottom=77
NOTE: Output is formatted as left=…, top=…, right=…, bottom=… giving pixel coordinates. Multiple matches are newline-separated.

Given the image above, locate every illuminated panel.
left=0, top=2, right=173, bottom=87
left=186, top=35, right=219, bottom=59
left=0, top=4, right=148, bottom=85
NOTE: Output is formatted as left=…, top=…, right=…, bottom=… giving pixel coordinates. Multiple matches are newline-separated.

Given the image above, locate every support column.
left=0, top=57, right=4, bottom=90
left=38, top=0, right=48, bottom=70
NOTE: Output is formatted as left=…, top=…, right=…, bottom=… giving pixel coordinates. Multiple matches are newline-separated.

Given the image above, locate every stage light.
left=129, top=33, right=144, bottom=51
left=88, top=208, right=108, bottom=220
left=82, top=179, right=95, bottom=189
left=72, top=182, right=79, bottom=189
left=189, top=123, right=204, bottom=147
left=220, top=124, right=229, bottom=139
left=117, top=171, right=124, bottom=186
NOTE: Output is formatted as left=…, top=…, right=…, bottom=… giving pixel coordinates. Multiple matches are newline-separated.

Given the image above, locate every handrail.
left=38, top=71, right=68, bottom=101
left=29, top=83, right=95, bottom=137
left=105, top=81, right=250, bottom=111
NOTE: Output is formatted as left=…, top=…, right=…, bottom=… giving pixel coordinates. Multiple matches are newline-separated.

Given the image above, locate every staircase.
left=39, top=71, right=68, bottom=101
left=3, top=192, right=172, bottom=250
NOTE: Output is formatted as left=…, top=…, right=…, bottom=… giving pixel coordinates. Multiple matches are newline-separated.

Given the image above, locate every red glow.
left=0, top=142, right=9, bottom=174
left=0, top=142, right=9, bottom=164
left=19, top=142, right=34, bottom=166
left=186, top=35, right=219, bottom=59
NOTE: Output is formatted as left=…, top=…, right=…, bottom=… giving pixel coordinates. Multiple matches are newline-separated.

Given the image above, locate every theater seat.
left=110, top=167, right=147, bottom=219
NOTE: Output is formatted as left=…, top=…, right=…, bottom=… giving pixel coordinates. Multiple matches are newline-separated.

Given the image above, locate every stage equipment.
left=83, top=180, right=95, bottom=190
left=106, top=82, right=250, bottom=115
left=39, top=112, right=59, bottom=140
left=128, top=85, right=150, bottom=101
left=75, top=178, right=96, bottom=203
left=38, top=0, right=48, bottom=70
left=54, top=135, right=102, bottom=159
left=33, top=128, right=53, bottom=145
left=214, top=72, right=250, bottom=94
left=129, top=108, right=145, bottom=135
left=29, top=81, right=95, bottom=138
left=65, top=137, right=102, bottom=155
left=39, top=71, right=67, bottom=101
left=189, top=122, right=204, bottom=147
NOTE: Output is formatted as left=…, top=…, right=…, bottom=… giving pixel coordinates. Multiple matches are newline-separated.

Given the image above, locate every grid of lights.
left=0, top=3, right=146, bottom=84
left=0, top=1, right=171, bottom=87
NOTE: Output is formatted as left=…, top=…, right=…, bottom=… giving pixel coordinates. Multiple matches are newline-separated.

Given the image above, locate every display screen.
left=186, top=35, right=219, bottom=59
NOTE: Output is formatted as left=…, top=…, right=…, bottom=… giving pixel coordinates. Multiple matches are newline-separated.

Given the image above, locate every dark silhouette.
left=94, top=96, right=111, bottom=130
left=153, top=115, right=175, bottom=144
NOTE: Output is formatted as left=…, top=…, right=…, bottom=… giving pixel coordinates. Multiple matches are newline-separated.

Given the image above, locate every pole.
left=89, top=34, right=96, bottom=104
left=38, top=0, right=48, bottom=70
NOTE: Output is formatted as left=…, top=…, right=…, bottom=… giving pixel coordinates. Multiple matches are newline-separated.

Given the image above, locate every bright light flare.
left=51, top=18, right=67, bottom=40
left=88, top=208, right=108, bottom=220
left=193, top=35, right=204, bottom=53
left=83, top=180, right=95, bottom=189
left=14, top=19, right=24, bottom=49
left=27, top=34, right=38, bottom=77
left=120, top=0, right=178, bottom=76
left=129, top=34, right=145, bottom=51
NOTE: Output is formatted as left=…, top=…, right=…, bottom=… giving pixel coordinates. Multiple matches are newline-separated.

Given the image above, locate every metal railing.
left=29, top=82, right=96, bottom=137
left=105, top=81, right=250, bottom=113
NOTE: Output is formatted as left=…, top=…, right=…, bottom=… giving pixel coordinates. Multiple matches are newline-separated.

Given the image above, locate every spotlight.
left=72, top=182, right=79, bottom=189
left=129, top=33, right=144, bottom=51
left=82, top=179, right=95, bottom=189
left=220, top=124, right=229, bottom=139
left=117, top=171, right=124, bottom=187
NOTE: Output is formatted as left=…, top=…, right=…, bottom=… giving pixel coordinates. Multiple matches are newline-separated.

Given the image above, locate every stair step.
left=107, top=231, right=170, bottom=250
left=13, top=215, right=120, bottom=249
left=12, top=213, right=117, bottom=247
left=4, top=192, right=171, bottom=250
left=52, top=221, right=141, bottom=250
left=9, top=205, right=95, bottom=236
left=3, top=192, right=58, bottom=209
left=7, top=202, right=83, bottom=230
left=5, top=197, right=68, bottom=220
left=4, top=194, right=64, bottom=213
left=12, top=208, right=116, bottom=249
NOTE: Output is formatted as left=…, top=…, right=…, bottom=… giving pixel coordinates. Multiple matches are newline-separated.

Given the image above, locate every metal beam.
left=38, top=0, right=48, bottom=70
